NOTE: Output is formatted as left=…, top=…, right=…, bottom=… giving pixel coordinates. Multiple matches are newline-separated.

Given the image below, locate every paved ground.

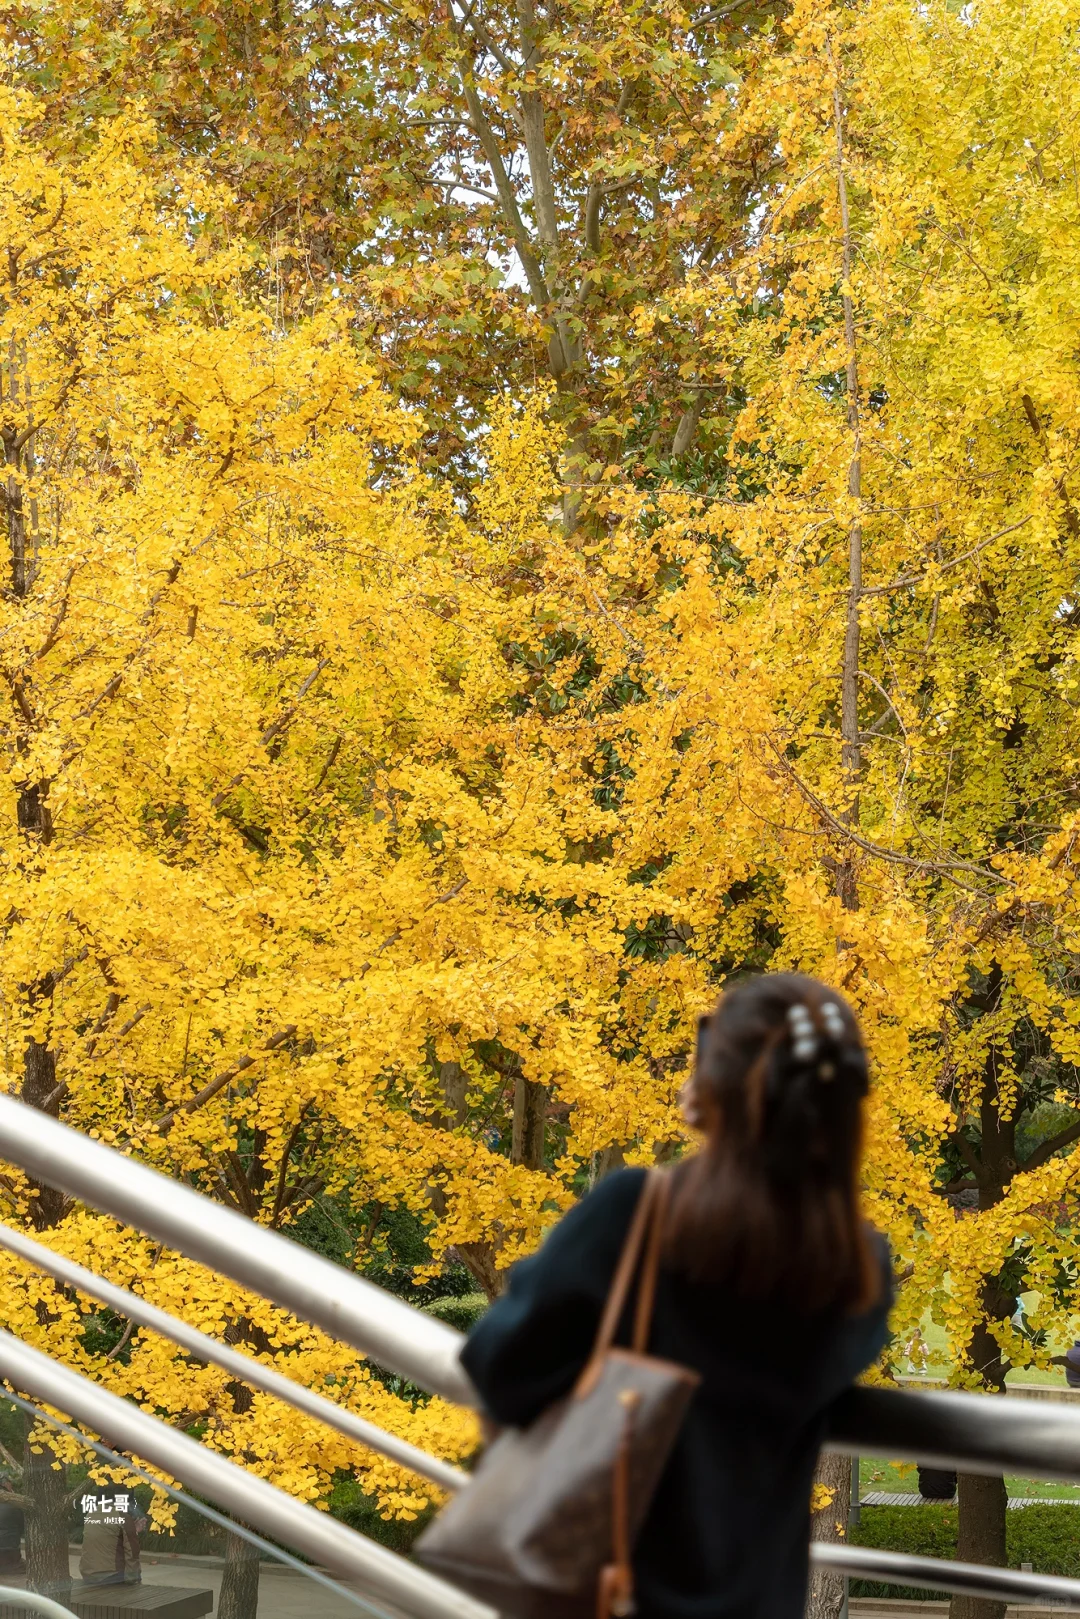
left=0, top=1552, right=388, bottom=1619
left=139, top=1554, right=386, bottom=1619
left=859, top=1492, right=1080, bottom=1508
left=851, top=1605, right=1069, bottom=1618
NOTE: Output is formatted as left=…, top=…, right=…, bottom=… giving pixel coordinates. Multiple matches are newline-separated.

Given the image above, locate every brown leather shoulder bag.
left=415, top=1171, right=701, bottom=1619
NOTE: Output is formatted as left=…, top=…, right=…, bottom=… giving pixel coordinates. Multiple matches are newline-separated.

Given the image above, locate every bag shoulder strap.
left=587, top=1169, right=668, bottom=1366
left=632, top=1169, right=672, bottom=1353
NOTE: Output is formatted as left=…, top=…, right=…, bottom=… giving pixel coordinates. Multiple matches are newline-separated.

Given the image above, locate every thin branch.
left=212, top=658, right=331, bottom=809
left=31, top=570, right=75, bottom=661
left=1021, top=394, right=1080, bottom=539
left=271, top=1104, right=313, bottom=1226
left=584, top=82, right=635, bottom=255
left=257, top=657, right=330, bottom=748
left=45, top=999, right=150, bottom=1113
left=73, top=672, right=122, bottom=724
left=9, top=677, right=35, bottom=726
left=311, top=734, right=342, bottom=796
left=858, top=669, right=908, bottom=741
left=423, top=178, right=502, bottom=205
left=366, top=876, right=469, bottom=964
left=278, top=1173, right=324, bottom=1215
left=111, top=1005, right=149, bottom=1043
left=1021, top=1114, right=1080, bottom=1173
left=104, top=1319, right=137, bottom=1362
left=763, top=736, right=1010, bottom=893
left=687, top=0, right=758, bottom=28
left=860, top=517, right=1033, bottom=596
left=460, top=10, right=517, bottom=72
left=152, top=1027, right=297, bottom=1134
left=83, top=991, right=122, bottom=1059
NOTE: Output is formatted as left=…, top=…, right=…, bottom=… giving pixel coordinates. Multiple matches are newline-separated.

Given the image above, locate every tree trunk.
left=21, top=1035, right=65, bottom=1230
left=511, top=1075, right=547, bottom=1170
left=450, top=1239, right=504, bottom=1300
left=806, top=1451, right=850, bottom=1619
left=22, top=1421, right=70, bottom=1602
left=218, top=1528, right=260, bottom=1619
left=439, top=1060, right=468, bottom=1128
left=950, top=1315, right=1008, bottom=1619
left=592, top=1143, right=626, bottom=1183
left=830, top=57, right=862, bottom=812
left=947, top=988, right=1013, bottom=1619
left=952, top=1473, right=1007, bottom=1619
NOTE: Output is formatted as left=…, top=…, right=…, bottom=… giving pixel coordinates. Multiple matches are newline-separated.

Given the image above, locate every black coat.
left=460, top=1166, right=891, bottom=1619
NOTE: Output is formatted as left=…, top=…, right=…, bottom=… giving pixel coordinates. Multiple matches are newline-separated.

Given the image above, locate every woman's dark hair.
left=665, top=972, right=878, bottom=1314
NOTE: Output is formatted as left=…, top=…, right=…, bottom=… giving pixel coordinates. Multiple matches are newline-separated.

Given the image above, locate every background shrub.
left=849, top=1504, right=1080, bottom=1599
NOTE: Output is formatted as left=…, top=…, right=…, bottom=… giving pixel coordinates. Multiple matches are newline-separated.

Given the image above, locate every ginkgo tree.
left=0, top=88, right=499, bottom=1608
left=8, top=4, right=1080, bottom=1619
left=0, top=74, right=707, bottom=1607
left=599, top=0, right=1080, bottom=1613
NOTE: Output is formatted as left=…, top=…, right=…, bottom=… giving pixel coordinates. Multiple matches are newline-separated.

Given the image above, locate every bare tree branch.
left=860, top=517, right=1033, bottom=597
left=1021, top=1114, right=1080, bottom=1173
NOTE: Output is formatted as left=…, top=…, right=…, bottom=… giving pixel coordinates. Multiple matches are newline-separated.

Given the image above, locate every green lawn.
left=859, top=1457, right=1080, bottom=1501
left=896, top=1302, right=1076, bottom=1386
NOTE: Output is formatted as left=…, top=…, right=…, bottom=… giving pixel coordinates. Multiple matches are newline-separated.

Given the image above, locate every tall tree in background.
left=7, top=7, right=1080, bottom=1619
left=5, top=0, right=782, bottom=482
left=645, top=2, right=1080, bottom=1613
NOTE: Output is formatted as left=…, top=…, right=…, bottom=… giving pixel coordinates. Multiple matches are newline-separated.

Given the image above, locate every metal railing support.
left=0, top=1097, right=474, bottom=1407
left=9, top=1093, right=1080, bottom=1613
left=0, top=1221, right=467, bottom=1494
left=812, top=1542, right=1080, bottom=1609
left=0, top=1330, right=494, bottom=1619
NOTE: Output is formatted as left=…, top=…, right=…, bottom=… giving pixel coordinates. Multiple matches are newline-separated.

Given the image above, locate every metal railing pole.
left=0, top=1588, right=81, bottom=1619
left=0, top=1331, right=493, bottom=1619
left=11, top=1092, right=1080, bottom=1612
left=825, top=1384, right=1080, bottom=1484
left=0, top=1096, right=475, bottom=1407
left=811, top=1543, right=1080, bottom=1609
left=0, top=1221, right=468, bottom=1494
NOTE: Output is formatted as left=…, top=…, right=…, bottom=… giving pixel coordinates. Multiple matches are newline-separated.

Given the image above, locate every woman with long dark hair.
left=461, top=972, right=892, bottom=1619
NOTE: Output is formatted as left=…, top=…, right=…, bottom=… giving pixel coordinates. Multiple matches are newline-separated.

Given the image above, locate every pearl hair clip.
left=787, top=1000, right=845, bottom=1080
left=786, top=1003, right=818, bottom=1063
left=820, top=1001, right=845, bottom=1041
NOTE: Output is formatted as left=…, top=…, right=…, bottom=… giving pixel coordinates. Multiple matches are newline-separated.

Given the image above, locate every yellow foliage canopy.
left=5, top=0, right=1080, bottom=1525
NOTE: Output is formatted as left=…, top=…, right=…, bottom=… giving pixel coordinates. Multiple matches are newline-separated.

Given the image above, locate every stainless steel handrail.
left=0, top=1221, right=467, bottom=1494
left=0, top=1097, right=474, bottom=1406
left=0, top=1330, right=494, bottom=1619
left=812, top=1542, right=1080, bottom=1607
left=826, top=1384, right=1080, bottom=1482
left=7, top=1093, right=1080, bottom=1487
left=0, top=1588, right=81, bottom=1619
left=9, top=1094, right=1080, bottom=1611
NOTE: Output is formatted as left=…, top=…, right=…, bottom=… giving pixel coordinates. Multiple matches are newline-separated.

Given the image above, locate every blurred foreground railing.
left=1, top=1095, right=1079, bottom=1611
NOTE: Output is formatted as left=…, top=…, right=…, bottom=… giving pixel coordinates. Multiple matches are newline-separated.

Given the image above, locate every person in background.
left=462, top=972, right=893, bottom=1619
left=0, top=1475, right=24, bottom=1576
left=77, top=1475, right=144, bottom=1586
left=917, top=1466, right=957, bottom=1500
left=1064, top=1342, right=1080, bottom=1390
